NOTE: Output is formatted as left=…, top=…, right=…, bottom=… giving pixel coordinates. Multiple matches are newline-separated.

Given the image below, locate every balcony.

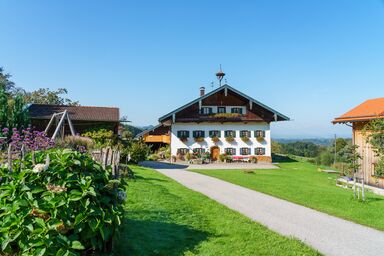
left=144, top=135, right=171, bottom=144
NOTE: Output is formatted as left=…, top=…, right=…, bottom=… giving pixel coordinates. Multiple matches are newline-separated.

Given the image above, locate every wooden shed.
left=333, top=98, right=384, bottom=188
left=28, top=104, right=120, bottom=136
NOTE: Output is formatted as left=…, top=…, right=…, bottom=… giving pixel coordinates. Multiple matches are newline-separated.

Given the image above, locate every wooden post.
left=7, top=144, right=12, bottom=173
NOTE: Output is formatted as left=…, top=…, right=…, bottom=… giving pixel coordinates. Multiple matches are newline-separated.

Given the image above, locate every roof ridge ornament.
left=215, top=64, right=225, bottom=87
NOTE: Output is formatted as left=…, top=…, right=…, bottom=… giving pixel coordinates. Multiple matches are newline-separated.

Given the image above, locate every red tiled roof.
left=29, top=104, right=120, bottom=122
left=333, top=98, right=384, bottom=123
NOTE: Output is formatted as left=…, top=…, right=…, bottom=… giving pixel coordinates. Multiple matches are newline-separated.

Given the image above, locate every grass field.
left=190, top=159, right=384, bottom=231
left=113, top=165, right=319, bottom=255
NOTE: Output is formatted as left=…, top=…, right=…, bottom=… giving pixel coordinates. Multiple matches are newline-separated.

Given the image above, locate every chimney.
left=200, top=86, right=205, bottom=96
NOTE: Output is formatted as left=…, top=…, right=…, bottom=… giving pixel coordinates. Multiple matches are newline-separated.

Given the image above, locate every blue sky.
left=1, top=0, right=384, bottom=138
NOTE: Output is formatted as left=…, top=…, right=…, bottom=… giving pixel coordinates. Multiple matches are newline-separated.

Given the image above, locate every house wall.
left=353, top=122, right=383, bottom=187
left=170, top=122, right=271, bottom=161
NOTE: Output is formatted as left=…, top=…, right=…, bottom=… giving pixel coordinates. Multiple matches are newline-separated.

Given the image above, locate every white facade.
left=170, top=122, right=271, bottom=157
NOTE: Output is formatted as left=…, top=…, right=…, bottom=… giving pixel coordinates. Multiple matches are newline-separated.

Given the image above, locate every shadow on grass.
left=134, top=174, right=169, bottom=182
left=272, top=154, right=297, bottom=163
left=139, top=161, right=189, bottom=169
left=114, top=218, right=208, bottom=255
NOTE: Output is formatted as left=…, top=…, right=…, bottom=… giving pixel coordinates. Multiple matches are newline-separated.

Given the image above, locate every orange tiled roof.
left=333, top=98, right=384, bottom=123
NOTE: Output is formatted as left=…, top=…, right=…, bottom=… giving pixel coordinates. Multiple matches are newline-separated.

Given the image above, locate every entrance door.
left=211, top=146, right=220, bottom=161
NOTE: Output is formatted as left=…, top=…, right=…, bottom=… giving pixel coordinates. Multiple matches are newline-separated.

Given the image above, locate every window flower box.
left=194, top=137, right=205, bottom=143
left=241, top=136, right=250, bottom=142
left=225, top=136, right=235, bottom=143
left=256, top=136, right=264, bottom=143
left=211, top=136, right=220, bottom=143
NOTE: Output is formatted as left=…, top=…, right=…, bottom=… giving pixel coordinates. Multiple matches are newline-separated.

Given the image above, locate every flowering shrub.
left=0, top=127, right=54, bottom=151
left=0, top=149, right=125, bottom=255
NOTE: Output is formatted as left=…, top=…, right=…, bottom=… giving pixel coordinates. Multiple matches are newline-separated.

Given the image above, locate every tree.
left=271, top=140, right=282, bottom=154
left=10, top=94, right=29, bottom=129
left=0, top=67, right=24, bottom=96
left=364, top=119, right=384, bottom=177
left=24, top=88, right=79, bottom=106
left=0, top=88, right=8, bottom=127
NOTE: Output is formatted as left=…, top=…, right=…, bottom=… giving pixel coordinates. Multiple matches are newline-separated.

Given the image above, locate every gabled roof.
left=333, top=98, right=384, bottom=124
left=158, top=84, right=289, bottom=122
left=29, top=104, right=120, bottom=122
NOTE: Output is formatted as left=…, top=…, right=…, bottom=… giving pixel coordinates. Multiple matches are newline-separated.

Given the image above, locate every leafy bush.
left=147, top=153, right=159, bottom=161
left=82, top=129, right=116, bottom=148
left=0, top=149, right=125, bottom=255
left=241, top=136, right=250, bottom=143
left=129, top=141, right=150, bottom=163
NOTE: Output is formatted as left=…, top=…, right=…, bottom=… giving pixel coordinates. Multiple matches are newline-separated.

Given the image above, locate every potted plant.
left=194, top=137, right=205, bottom=143
left=225, top=136, right=235, bottom=143
left=211, top=136, right=220, bottom=143
left=249, top=156, right=258, bottom=163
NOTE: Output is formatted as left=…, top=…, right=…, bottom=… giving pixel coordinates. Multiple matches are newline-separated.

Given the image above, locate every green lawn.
left=113, top=166, right=319, bottom=255
left=190, top=159, right=384, bottom=231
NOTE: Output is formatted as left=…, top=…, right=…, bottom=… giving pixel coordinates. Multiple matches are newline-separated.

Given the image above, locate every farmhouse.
left=28, top=104, right=120, bottom=136
left=333, top=97, right=384, bottom=187
left=139, top=84, right=289, bottom=162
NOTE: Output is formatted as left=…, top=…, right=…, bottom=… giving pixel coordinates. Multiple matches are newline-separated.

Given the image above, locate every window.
left=240, top=148, right=251, bottom=155
left=255, top=130, right=266, bottom=138
left=177, top=130, right=189, bottom=138
left=193, top=130, right=205, bottom=138
left=231, top=107, right=243, bottom=114
left=240, top=130, right=251, bottom=138
left=255, top=147, right=266, bottom=155
left=224, top=130, right=236, bottom=138
left=200, top=107, right=213, bottom=115
left=225, top=148, right=236, bottom=155
left=193, top=148, right=205, bottom=154
left=217, top=107, right=226, bottom=113
left=209, top=130, right=221, bottom=138
left=177, top=148, right=189, bottom=155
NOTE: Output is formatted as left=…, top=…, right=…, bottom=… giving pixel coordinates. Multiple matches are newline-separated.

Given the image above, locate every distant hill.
left=123, top=124, right=145, bottom=137
left=274, top=138, right=351, bottom=146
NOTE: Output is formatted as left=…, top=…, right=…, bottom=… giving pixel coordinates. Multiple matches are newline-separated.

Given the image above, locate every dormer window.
left=231, top=107, right=243, bottom=114
left=200, top=107, right=213, bottom=115
left=218, top=107, right=226, bottom=113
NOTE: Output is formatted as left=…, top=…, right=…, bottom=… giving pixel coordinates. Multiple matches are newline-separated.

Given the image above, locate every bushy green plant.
left=0, top=149, right=125, bottom=255
left=147, top=153, right=159, bottom=161
left=129, top=141, right=150, bottom=163
left=82, top=129, right=116, bottom=148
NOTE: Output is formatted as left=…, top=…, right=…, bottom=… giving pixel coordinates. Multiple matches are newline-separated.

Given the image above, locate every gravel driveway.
left=140, top=162, right=384, bottom=256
